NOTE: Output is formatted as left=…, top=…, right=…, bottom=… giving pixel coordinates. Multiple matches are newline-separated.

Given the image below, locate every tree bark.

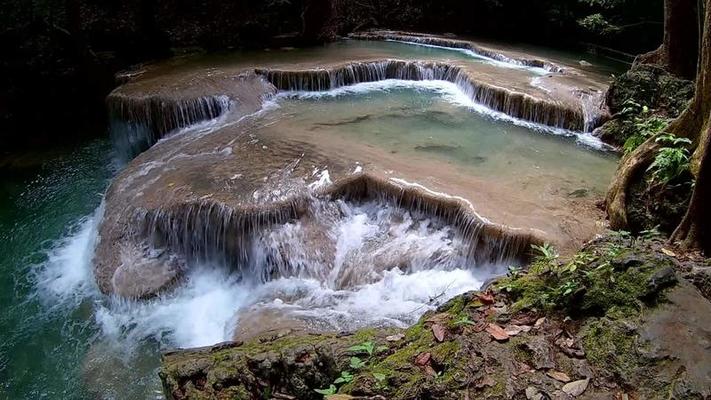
left=635, top=0, right=699, bottom=80
left=302, top=0, right=338, bottom=44
left=671, top=117, right=711, bottom=253
left=607, top=0, right=711, bottom=230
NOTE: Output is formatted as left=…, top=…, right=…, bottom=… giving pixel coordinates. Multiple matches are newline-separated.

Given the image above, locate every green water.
left=0, top=140, right=114, bottom=399
left=271, top=82, right=619, bottom=196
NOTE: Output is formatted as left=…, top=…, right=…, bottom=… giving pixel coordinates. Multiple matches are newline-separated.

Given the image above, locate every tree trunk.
left=607, top=0, right=711, bottom=230
left=671, top=117, right=711, bottom=253
left=302, top=0, right=338, bottom=44
left=636, top=0, right=699, bottom=80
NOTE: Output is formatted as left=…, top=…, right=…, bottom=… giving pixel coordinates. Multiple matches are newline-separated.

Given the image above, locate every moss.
left=510, top=337, right=535, bottom=365
left=497, top=236, right=675, bottom=318
left=351, top=328, right=377, bottom=343
left=607, top=64, right=693, bottom=117
left=485, top=379, right=506, bottom=397
left=356, top=325, right=464, bottom=398
left=581, top=318, right=640, bottom=381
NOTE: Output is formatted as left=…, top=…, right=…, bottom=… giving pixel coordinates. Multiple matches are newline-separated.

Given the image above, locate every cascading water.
left=349, top=31, right=564, bottom=73
left=108, top=94, right=231, bottom=160
left=1, top=36, right=623, bottom=399
left=257, top=60, right=587, bottom=132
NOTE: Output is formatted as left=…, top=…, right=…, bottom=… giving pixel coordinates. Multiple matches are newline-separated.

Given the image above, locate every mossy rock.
left=595, top=118, right=637, bottom=147
left=627, top=176, right=693, bottom=235
left=606, top=64, right=693, bottom=117
left=159, top=235, right=711, bottom=400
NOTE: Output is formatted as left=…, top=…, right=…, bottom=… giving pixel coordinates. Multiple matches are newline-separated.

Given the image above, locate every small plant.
left=639, top=227, right=662, bottom=240
left=507, top=265, right=523, bottom=279
left=532, top=243, right=559, bottom=264
left=334, top=371, right=354, bottom=385
left=619, top=99, right=644, bottom=117
left=561, top=251, right=596, bottom=274
left=618, top=102, right=670, bottom=155
left=315, top=385, right=337, bottom=396
left=647, top=134, right=692, bottom=185
left=349, top=356, right=366, bottom=370
left=348, top=341, right=375, bottom=356
left=373, top=372, right=388, bottom=389
left=557, top=280, right=579, bottom=297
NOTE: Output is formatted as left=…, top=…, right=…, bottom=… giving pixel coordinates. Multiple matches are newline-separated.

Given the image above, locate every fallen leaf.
left=505, top=325, right=525, bottom=336
left=386, top=333, right=405, bottom=342
left=525, top=386, right=542, bottom=400
left=425, top=313, right=450, bottom=324
left=510, top=314, right=538, bottom=325
left=478, top=292, right=495, bottom=304
left=547, top=370, right=571, bottom=382
left=515, top=362, right=533, bottom=375
left=423, top=365, right=437, bottom=376
left=534, top=317, right=546, bottom=328
left=414, top=352, right=431, bottom=366
left=661, top=248, right=677, bottom=257
left=562, top=378, right=590, bottom=396
left=486, top=323, right=510, bottom=341
left=432, top=324, right=446, bottom=342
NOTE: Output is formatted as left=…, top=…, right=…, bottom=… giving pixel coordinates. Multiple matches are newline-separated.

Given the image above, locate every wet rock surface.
left=97, top=33, right=616, bottom=299
left=159, top=235, right=711, bottom=399
left=596, top=64, right=694, bottom=147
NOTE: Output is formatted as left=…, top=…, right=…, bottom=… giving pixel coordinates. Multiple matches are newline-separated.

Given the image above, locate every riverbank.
left=160, top=233, right=711, bottom=399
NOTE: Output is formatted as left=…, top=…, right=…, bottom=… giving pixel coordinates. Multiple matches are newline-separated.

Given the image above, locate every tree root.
left=605, top=136, right=661, bottom=230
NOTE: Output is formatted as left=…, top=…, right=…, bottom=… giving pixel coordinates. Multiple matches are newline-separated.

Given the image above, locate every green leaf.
left=349, top=357, right=366, bottom=369
left=334, top=371, right=354, bottom=385
left=315, top=384, right=337, bottom=395
left=348, top=341, right=375, bottom=356
left=373, top=372, right=387, bottom=382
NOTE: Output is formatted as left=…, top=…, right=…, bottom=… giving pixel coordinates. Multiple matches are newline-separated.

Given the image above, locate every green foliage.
left=347, top=341, right=375, bottom=356
left=620, top=102, right=670, bottom=154
left=315, top=384, right=337, bottom=395
left=334, top=371, right=354, bottom=384
left=578, top=13, right=619, bottom=35
left=349, top=356, right=366, bottom=369
left=531, top=243, right=559, bottom=263
left=647, top=134, right=692, bottom=185
left=497, top=235, right=674, bottom=316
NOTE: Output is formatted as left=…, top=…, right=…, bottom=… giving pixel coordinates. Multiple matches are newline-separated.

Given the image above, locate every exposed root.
left=605, top=136, right=661, bottom=230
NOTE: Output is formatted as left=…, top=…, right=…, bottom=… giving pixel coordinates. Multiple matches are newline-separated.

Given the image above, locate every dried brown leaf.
left=486, top=323, right=510, bottom=341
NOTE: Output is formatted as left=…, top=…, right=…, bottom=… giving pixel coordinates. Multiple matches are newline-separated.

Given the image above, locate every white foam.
left=34, top=204, right=104, bottom=307
left=385, top=39, right=552, bottom=75
left=95, top=265, right=251, bottom=349
left=308, top=169, right=332, bottom=190
left=255, top=268, right=484, bottom=330
left=30, top=194, right=499, bottom=354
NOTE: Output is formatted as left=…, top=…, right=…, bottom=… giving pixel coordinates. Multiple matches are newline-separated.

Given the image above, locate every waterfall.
left=350, top=31, right=564, bottom=73
left=106, top=94, right=231, bottom=159
left=580, top=91, right=609, bottom=133
left=256, top=60, right=584, bottom=131
left=99, top=174, right=539, bottom=298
